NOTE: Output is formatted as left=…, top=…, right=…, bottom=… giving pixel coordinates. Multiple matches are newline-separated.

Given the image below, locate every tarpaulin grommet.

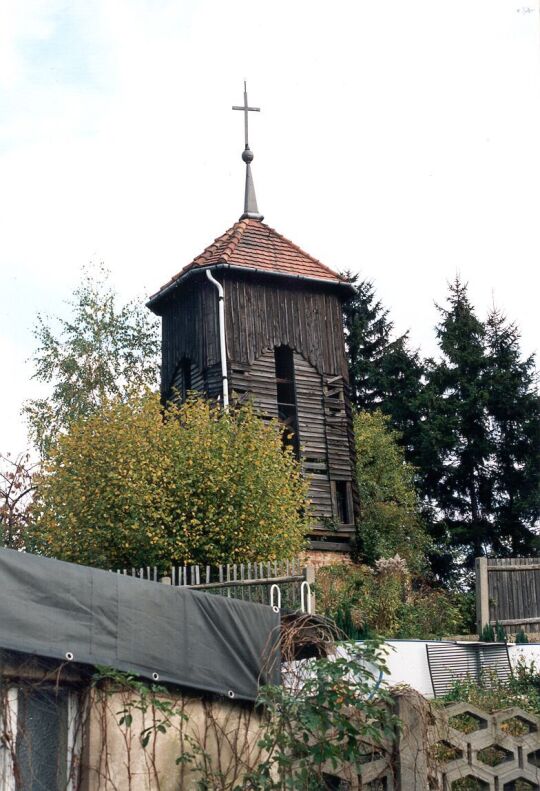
left=227, top=690, right=235, bottom=698
left=152, top=672, right=160, bottom=681
left=65, top=652, right=74, bottom=661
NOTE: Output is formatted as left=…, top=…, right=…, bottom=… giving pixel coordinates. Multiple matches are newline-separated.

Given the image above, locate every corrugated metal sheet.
left=426, top=642, right=511, bottom=697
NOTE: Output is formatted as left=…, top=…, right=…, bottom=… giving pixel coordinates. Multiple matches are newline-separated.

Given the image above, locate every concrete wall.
left=349, top=640, right=540, bottom=699
left=81, top=686, right=265, bottom=791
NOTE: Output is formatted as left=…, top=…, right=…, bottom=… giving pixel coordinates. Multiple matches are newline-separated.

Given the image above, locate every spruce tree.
left=376, top=337, right=425, bottom=459
left=423, top=278, right=540, bottom=575
left=343, top=273, right=539, bottom=580
left=342, top=273, right=395, bottom=410
left=342, top=272, right=425, bottom=456
left=484, top=307, right=540, bottom=554
left=423, top=277, right=493, bottom=566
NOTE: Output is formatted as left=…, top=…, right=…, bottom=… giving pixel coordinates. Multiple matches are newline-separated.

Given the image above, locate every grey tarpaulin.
left=0, top=549, right=281, bottom=700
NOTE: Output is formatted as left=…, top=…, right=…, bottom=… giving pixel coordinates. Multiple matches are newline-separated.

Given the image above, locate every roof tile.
left=151, top=219, right=347, bottom=302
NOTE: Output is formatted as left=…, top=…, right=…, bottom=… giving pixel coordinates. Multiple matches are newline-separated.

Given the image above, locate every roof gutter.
left=147, top=262, right=355, bottom=311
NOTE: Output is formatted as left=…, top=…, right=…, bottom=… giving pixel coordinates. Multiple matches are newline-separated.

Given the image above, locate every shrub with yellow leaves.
left=28, top=393, right=311, bottom=569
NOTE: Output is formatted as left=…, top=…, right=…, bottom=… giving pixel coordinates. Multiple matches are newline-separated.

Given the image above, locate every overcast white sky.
left=1, top=0, right=539, bottom=455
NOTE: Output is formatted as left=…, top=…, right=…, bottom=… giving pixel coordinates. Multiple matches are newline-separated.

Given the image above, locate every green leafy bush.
left=442, top=659, right=540, bottom=718
left=29, top=393, right=311, bottom=569
left=315, top=560, right=467, bottom=640
left=246, top=642, right=398, bottom=790
left=479, top=622, right=507, bottom=642
left=354, top=411, right=430, bottom=573
left=394, top=587, right=466, bottom=639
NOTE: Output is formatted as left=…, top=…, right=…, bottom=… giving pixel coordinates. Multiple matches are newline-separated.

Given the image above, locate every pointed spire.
left=232, top=83, right=264, bottom=221
left=241, top=146, right=263, bottom=220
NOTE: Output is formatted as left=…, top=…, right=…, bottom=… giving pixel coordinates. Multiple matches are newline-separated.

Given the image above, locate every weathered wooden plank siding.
left=223, top=274, right=348, bottom=379
left=484, top=556, right=540, bottom=632
left=323, top=376, right=352, bottom=482
left=344, top=383, right=361, bottom=524
left=229, top=350, right=279, bottom=419
left=229, top=348, right=333, bottom=521
left=293, top=352, right=334, bottom=521
left=204, top=363, right=224, bottom=401
left=159, top=276, right=220, bottom=395
left=294, top=353, right=326, bottom=461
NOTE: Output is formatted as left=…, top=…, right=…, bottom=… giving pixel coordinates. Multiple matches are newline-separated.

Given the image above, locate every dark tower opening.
left=182, top=358, right=192, bottom=397
left=171, top=357, right=193, bottom=403
left=334, top=480, right=352, bottom=525
left=274, top=345, right=299, bottom=458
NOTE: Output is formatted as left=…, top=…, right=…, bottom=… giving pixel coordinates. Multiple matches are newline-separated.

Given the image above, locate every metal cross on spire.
left=232, top=82, right=263, bottom=221
left=232, top=80, right=260, bottom=149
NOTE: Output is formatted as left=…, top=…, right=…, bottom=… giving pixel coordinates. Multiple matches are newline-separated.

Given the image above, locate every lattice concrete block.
left=431, top=738, right=464, bottom=774
left=476, top=743, right=516, bottom=771
left=434, top=703, right=540, bottom=791
left=497, top=766, right=540, bottom=789
left=447, top=713, right=501, bottom=754
left=446, top=702, right=491, bottom=736
left=429, top=708, right=469, bottom=755
left=444, top=764, right=495, bottom=788
left=528, top=749, right=540, bottom=768
left=358, top=755, right=395, bottom=787
left=494, top=707, right=540, bottom=750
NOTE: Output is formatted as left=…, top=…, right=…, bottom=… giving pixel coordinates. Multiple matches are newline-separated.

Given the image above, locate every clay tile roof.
left=148, top=219, right=350, bottom=306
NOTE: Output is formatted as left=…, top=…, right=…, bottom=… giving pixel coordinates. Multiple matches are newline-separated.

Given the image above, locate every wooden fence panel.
left=476, top=556, right=540, bottom=634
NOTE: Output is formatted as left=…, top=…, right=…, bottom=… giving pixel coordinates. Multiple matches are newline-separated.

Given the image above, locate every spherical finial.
left=242, top=147, right=254, bottom=164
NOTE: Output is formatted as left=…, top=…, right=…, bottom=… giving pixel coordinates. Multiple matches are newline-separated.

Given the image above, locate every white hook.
left=300, top=581, right=312, bottom=614
left=270, top=584, right=281, bottom=612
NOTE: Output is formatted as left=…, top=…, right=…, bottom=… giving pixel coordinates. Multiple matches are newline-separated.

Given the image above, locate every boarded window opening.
left=274, top=346, right=299, bottom=458
left=326, top=383, right=345, bottom=415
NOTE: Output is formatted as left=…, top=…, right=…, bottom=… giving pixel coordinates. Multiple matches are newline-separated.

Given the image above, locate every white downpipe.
left=206, top=269, right=229, bottom=408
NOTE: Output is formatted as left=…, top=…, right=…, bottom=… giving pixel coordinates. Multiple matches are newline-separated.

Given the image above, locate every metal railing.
left=116, top=559, right=315, bottom=612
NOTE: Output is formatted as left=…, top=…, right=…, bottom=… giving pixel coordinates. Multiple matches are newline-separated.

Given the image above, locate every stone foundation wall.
left=303, top=549, right=353, bottom=571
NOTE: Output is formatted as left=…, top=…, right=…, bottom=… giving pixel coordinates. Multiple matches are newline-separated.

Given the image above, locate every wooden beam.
left=476, top=557, right=490, bottom=634
left=490, top=617, right=540, bottom=627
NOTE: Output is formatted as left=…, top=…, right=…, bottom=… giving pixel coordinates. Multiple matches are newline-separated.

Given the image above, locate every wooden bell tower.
left=147, top=86, right=357, bottom=548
